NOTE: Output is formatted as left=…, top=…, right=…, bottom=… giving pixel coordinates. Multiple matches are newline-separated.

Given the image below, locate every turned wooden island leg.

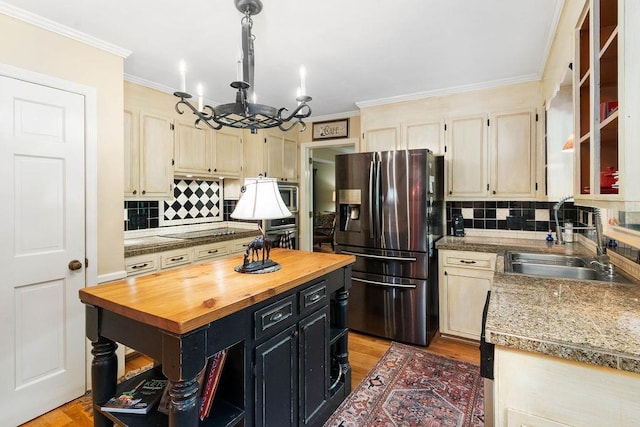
left=90, top=337, right=118, bottom=427
left=168, top=378, right=200, bottom=426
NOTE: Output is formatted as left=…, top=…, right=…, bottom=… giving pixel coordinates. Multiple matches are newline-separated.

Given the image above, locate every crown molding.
left=0, top=1, right=131, bottom=58
left=355, top=73, right=540, bottom=110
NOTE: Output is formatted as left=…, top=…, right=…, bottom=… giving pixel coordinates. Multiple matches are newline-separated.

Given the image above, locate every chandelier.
left=173, top=0, right=312, bottom=134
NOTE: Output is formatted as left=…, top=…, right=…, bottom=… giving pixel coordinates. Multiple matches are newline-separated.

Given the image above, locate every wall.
left=0, top=13, right=125, bottom=279
left=313, top=161, right=335, bottom=213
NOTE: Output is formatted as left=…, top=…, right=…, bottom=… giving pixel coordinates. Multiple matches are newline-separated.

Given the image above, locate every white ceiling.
left=2, top=0, right=564, bottom=120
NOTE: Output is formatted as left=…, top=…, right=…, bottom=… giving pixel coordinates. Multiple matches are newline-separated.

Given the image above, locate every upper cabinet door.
left=173, top=120, right=212, bottom=176
left=243, top=130, right=266, bottom=178
left=124, top=108, right=139, bottom=197
left=489, top=110, right=536, bottom=198
left=214, top=129, right=243, bottom=177
left=404, top=121, right=443, bottom=154
left=282, top=137, right=297, bottom=182
left=361, top=127, right=398, bottom=152
left=124, top=108, right=174, bottom=199
left=446, top=114, right=488, bottom=198
left=265, top=134, right=284, bottom=179
left=139, top=111, right=174, bottom=199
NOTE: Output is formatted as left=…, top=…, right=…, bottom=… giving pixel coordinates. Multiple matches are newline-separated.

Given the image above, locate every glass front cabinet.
left=574, top=0, right=640, bottom=209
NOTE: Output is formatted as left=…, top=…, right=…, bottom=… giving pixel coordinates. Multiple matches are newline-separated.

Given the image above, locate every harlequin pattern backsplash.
left=161, top=179, right=222, bottom=226
left=124, top=179, right=222, bottom=231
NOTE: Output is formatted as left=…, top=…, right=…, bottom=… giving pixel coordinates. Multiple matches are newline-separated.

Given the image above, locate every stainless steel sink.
left=507, top=252, right=588, bottom=267
left=504, top=251, right=634, bottom=284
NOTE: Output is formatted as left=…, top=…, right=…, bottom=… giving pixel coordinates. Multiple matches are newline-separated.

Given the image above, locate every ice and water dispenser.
left=338, top=189, right=361, bottom=232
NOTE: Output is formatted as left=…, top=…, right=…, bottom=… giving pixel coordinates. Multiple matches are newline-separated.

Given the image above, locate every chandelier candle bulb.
left=179, top=60, right=187, bottom=92
left=299, top=65, right=306, bottom=96
left=236, top=59, right=242, bottom=82
left=197, top=84, right=203, bottom=111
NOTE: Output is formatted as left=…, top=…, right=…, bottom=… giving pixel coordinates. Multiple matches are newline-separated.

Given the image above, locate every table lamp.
left=231, top=176, right=292, bottom=273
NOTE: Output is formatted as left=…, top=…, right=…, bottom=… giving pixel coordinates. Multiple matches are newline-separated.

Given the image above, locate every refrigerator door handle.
left=368, top=159, right=375, bottom=238
left=353, top=277, right=417, bottom=289
left=341, top=250, right=417, bottom=262
left=375, top=154, right=382, bottom=242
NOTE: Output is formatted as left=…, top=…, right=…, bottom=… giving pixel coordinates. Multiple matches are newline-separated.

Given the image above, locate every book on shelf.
left=101, top=375, right=168, bottom=414
left=199, top=348, right=228, bottom=421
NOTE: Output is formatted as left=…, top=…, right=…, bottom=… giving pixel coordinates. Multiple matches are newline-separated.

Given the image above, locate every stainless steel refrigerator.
left=334, top=149, right=443, bottom=346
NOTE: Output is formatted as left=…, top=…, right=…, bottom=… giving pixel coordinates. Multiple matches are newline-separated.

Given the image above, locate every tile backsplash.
left=124, top=201, right=159, bottom=231
left=124, top=179, right=222, bottom=231
left=445, top=200, right=593, bottom=235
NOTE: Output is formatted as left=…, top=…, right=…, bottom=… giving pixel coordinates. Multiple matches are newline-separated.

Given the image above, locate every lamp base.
left=234, top=259, right=280, bottom=274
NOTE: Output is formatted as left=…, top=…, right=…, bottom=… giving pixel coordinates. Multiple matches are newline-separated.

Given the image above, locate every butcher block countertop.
left=80, top=249, right=355, bottom=335
left=437, top=235, right=640, bottom=374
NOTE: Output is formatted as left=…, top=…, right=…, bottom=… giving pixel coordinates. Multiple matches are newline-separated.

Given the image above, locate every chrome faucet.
left=553, top=195, right=573, bottom=244
left=593, top=208, right=610, bottom=263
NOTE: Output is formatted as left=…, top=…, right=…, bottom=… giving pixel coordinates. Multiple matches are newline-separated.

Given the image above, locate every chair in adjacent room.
left=313, top=212, right=336, bottom=250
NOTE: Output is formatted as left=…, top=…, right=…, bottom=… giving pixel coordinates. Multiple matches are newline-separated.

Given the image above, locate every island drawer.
left=254, top=294, right=297, bottom=340
left=300, top=281, right=327, bottom=315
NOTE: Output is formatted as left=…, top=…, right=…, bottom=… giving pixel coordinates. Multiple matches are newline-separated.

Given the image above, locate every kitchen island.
left=438, top=235, right=640, bottom=426
left=79, top=249, right=354, bottom=427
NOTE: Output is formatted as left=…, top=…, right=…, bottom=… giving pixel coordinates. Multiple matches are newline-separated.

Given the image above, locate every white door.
left=0, top=76, right=86, bottom=425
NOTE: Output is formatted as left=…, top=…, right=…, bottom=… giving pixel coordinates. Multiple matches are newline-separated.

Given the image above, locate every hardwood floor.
left=22, top=332, right=478, bottom=426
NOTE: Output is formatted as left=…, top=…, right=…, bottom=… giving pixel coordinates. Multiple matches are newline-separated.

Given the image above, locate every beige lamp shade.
left=231, top=177, right=292, bottom=220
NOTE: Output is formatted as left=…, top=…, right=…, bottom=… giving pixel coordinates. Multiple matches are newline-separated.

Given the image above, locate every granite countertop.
left=125, top=227, right=261, bottom=257
left=437, top=235, right=640, bottom=374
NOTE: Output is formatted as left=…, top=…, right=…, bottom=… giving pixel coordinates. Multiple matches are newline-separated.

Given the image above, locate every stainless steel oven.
left=264, top=213, right=298, bottom=249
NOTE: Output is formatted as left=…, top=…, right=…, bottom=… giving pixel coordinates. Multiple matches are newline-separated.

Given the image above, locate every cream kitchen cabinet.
left=214, top=128, right=243, bottom=177
left=124, top=108, right=174, bottom=199
left=573, top=0, right=640, bottom=209
left=125, top=253, right=159, bottom=276
left=243, top=130, right=298, bottom=181
left=361, top=122, right=443, bottom=153
left=446, top=109, right=537, bottom=199
left=405, top=120, right=443, bottom=153
left=494, top=346, right=640, bottom=426
left=266, top=132, right=297, bottom=181
left=125, top=236, right=257, bottom=278
left=173, top=119, right=212, bottom=176
left=174, top=124, right=243, bottom=179
left=361, top=126, right=399, bottom=152
left=446, top=114, right=488, bottom=198
left=243, top=130, right=266, bottom=178
left=438, top=250, right=496, bottom=340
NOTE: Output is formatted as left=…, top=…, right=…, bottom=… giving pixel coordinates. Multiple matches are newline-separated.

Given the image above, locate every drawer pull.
left=309, top=293, right=321, bottom=303
left=131, top=263, right=148, bottom=269
left=270, top=312, right=284, bottom=322
left=207, top=249, right=219, bottom=254
left=460, top=260, right=477, bottom=264
left=170, top=256, right=184, bottom=262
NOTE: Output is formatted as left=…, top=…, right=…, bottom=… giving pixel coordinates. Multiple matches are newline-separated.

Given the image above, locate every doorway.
left=299, top=138, right=357, bottom=251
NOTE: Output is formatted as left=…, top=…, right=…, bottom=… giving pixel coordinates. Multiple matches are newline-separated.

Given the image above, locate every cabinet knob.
left=133, top=189, right=137, bottom=195
left=208, top=168, right=211, bottom=172
left=142, top=190, right=146, bottom=195
left=214, top=168, right=217, bottom=172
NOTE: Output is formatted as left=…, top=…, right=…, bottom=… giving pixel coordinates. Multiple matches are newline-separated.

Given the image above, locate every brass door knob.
left=68, top=260, right=83, bottom=271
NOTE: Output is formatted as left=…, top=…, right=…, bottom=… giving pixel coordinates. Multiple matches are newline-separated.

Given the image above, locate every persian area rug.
left=325, top=342, right=484, bottom=427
